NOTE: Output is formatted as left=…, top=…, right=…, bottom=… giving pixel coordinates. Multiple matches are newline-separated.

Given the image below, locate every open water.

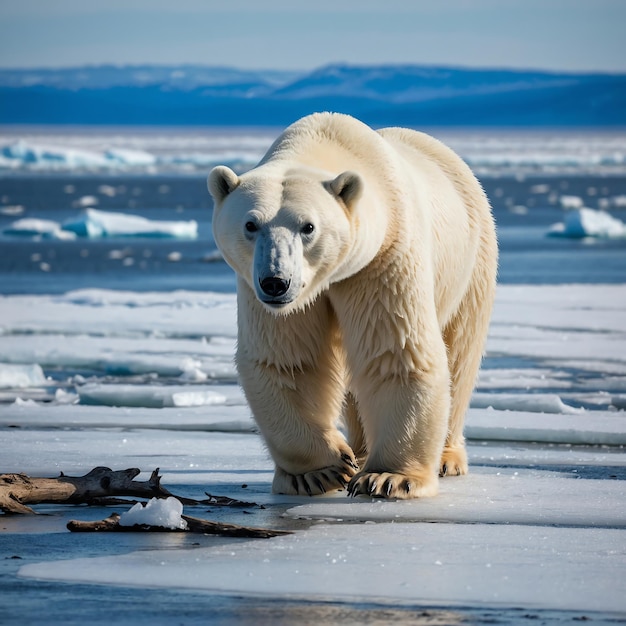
left=1, top=173, right=625, bottom=295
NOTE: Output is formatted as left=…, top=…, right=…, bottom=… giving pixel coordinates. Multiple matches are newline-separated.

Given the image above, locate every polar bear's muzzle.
left=253, top=227, right=303, bottom=309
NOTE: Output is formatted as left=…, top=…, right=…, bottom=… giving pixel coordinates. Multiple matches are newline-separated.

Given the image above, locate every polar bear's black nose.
left=260, top=277, right=290, bottom=298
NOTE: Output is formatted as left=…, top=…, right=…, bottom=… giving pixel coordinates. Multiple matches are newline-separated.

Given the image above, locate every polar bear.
left=208, top=112, right=497, bottom=499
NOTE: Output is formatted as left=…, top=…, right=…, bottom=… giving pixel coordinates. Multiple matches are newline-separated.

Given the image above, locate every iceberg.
left=61, top=208, right=198, bottom=239
left=548, top=207, right=626, bottom=239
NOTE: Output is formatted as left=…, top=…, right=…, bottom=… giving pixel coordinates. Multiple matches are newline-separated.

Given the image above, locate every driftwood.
left=67, top=513, right=290, bottom=538
left=0, top=467, right=260, bottom=515
left=1, top=467, right=288, bottom=538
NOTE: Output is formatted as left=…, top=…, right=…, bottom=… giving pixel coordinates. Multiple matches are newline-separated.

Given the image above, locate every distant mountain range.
left=1, top=64, right=625, bottom=126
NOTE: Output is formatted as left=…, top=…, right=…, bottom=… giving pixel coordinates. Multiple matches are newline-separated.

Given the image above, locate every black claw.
left=368, top=480, right=378, bottom=495
left=313, top=476, right=326, bottom=494
left=291, top=475, right=299, bottom=492
left=303, top=478, right=312, bottom=496
left=384, top=479, right=393, bottom=497
left=441, top=464, right=448, bottom=477
left=341, top=453, right=359, bottom=470
left=403, top=480, right=412, bottom=494
left=331, top=470, right=347, bottom=487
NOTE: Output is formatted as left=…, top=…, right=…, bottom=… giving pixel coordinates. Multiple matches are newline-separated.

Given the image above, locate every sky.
left=0, top=0, right=624, bottom=73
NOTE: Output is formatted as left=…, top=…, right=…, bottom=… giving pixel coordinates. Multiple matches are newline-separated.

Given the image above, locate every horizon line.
left=0, top=61, right=625, bottom=78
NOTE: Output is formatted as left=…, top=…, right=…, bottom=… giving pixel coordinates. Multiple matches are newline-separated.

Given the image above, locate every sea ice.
left=77, top=383, right=228, bottom=408
left=4, top=209, right=199, bottom=240
left=2, top=129, right=626, bottom=176
left=104, top=148, right=156, bottom=167
left=73, top=195, right=99, bottom=208
left=0, top=204, right=25, bottom=216
left=548, top=207, right=626, bottom=238
left=1, top=140, right=110, bottom=169
left=62, top=208, right=198, bottom=239
left=0, top=363, right=46, bottom=389
left=2, top=283, right=625, bottom=616
left=118, top=497, right=187, bottom=530
left=559, top=195, right=584, bottom=209
left=471, top=392, right=582, bottom=414
left=3, top=217, right=76, bottom=239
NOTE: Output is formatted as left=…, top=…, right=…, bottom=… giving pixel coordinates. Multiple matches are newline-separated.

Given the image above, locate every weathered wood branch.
left=0, top=467, right=260, bottom=515
left=0, top=467, right=171, bottom=514
left=67, top=513, right=290, bottom=538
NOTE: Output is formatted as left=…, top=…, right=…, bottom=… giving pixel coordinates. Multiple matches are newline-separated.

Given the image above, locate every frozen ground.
left=0, top=284, right=625, bottom=624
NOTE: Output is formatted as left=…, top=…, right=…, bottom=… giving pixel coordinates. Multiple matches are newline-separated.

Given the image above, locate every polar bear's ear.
left=208, top=166, right=240, bottom=203
left=326, top=171, right=363, bottom=209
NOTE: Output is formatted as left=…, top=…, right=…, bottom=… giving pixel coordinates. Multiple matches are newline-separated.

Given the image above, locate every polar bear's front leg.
left=238, top=358, right=359, bottom=496
left=236, top=289, right=358, bottom=496
left=346, top=335, right=451, bottom=500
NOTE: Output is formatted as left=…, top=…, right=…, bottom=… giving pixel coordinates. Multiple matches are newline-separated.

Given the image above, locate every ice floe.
left=2, top=129, right=626, bottom=176
left=548, top=207, right=626, bottom=239
left=0, top=363, right=46, bottom=389
left=77, top=383, right=228, bottom=408
left=2, top=217, right=77, bottom=240
left=61, top=208, right=198, bottom=239
left=4, top=208, right=198, bottom=240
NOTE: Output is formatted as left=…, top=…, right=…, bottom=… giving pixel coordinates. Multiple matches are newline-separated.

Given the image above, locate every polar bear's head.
left=208, top=164, right=363, bottom=314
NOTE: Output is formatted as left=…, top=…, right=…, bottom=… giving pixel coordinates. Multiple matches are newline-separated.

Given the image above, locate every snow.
left=548, top=207, right=626, bottom=239
left=4, top=208, right=198, bottom=240
left=2, top=284, right=625, bottom=615
left=119, top=497, right=187, bottom=530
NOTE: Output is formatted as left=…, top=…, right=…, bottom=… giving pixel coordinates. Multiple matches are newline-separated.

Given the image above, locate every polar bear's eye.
left=301, top=223, right=315, bottom=235
left=244, top=221, right=258, bottom=234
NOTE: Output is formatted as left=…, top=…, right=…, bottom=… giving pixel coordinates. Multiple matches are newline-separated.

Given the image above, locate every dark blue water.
left=0, top=174, right=625, bottom=294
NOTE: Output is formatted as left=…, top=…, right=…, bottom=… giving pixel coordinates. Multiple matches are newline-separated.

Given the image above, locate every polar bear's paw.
left=439, top=445, right=468, bottom=477
left=347, top=470, right=438, bottom=500
left=272, top=453, right=359, bottom=496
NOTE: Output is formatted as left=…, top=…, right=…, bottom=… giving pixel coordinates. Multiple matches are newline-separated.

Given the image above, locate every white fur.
left=208, top=113, right=498, bottom=499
